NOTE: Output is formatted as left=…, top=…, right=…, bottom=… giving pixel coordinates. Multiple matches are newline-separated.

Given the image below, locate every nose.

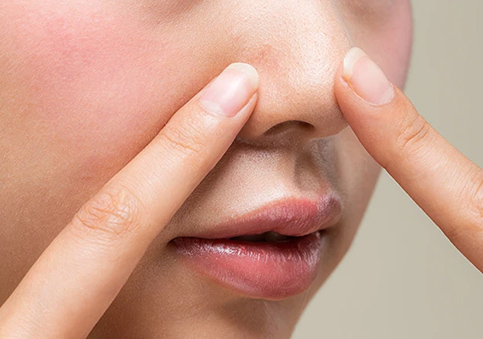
left=226, top=2, right=352, bottom=146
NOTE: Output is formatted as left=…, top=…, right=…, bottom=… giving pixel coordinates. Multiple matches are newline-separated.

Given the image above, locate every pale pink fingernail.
left=342, top=47, right=395, bottom=105
left=199, top=63, right=259, bottom=117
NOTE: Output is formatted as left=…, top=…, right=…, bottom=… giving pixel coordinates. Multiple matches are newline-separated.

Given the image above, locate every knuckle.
left=157, top=117, right=206, bottom=159
left=70, top=184, right=145, bottom=242
left=395, top=112, right=432, bottom=155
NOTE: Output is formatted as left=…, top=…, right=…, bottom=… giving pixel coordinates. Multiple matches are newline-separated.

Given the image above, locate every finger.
left=0, top=63, right=259, bottom=337
left=334, top=47, right=483, bottom=271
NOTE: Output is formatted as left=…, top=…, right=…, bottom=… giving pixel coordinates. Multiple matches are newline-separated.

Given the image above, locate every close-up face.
left=0, top=1, right=413, bottom=338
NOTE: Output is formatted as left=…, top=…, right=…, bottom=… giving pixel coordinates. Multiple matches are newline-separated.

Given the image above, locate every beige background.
left=293, top=1, right=483, bottom=338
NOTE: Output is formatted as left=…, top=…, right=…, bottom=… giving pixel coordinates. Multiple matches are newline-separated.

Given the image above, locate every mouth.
left=169, top=194, right=342, bottom=300
left=229, top=230, right=300, bottom=242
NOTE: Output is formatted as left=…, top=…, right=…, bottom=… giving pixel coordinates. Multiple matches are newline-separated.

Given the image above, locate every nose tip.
left=231, top=3, right=352, bottom=146
left=236, top=70, right=350, bottom=144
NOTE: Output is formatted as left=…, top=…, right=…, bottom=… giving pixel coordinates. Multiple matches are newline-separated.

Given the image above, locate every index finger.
left=334, top=48, right=483, bottom=271
left=0, top=63, right=259, bottom=337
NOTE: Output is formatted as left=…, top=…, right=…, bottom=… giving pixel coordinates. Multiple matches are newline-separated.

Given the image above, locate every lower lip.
left=170, top=231, right=325, bottom=300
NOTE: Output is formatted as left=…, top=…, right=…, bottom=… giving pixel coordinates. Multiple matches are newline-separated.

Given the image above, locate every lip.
left=170, top=194, right=342, bottom=299
left=188, top=194, right=342, bottom=239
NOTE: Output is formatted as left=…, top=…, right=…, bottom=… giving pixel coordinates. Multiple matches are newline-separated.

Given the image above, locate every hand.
left=335, top=47, right=483, bottom=272
left=0, top=63, right=259, bottom=337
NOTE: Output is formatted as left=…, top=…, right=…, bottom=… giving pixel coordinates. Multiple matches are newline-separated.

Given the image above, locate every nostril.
left=264, top=120, right=314, bottom=136
left=236, top=120, right=319, bottom=147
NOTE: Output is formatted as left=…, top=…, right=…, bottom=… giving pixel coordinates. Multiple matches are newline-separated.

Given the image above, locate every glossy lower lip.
left=170, top=231, right=325, bottom=300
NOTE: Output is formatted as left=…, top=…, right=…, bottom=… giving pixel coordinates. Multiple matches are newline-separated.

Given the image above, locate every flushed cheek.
left=0, top=2, right=192, bottom=178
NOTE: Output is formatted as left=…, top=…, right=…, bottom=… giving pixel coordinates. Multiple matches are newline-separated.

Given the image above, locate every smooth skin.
left=0, top=1, right=412, bottom=336
left=0, top=63, right=260, bottom=337
left=0, top=46, right=481, bottom=337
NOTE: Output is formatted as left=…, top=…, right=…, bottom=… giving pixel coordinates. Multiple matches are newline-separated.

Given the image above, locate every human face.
left=0, top=0, right=412, bottom=337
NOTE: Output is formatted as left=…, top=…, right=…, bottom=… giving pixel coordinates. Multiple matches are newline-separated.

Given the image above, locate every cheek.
left=0, top=2, right=194, bottom=179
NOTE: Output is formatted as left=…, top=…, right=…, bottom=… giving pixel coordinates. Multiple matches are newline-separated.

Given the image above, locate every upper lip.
left=191, top=194, right=342, bottom=239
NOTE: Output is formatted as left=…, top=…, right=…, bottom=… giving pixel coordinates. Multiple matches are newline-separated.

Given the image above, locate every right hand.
left=0, top=63, right=259, bottom=338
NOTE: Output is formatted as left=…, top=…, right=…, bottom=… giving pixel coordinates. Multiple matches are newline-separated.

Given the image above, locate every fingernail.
left=199, top=63, right=259, bottom=117
left=342, top=47, right=395, bottom=105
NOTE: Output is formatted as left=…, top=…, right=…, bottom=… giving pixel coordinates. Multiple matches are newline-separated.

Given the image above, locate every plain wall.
left=293, top=0, right=483, bottom=338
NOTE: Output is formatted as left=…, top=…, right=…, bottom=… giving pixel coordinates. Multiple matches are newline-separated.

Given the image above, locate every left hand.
left=335, top=47, right=483, bottom=272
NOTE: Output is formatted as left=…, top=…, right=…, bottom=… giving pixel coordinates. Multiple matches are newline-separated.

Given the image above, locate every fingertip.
left=337, top=47, right=395, bottom=107
left=199, top=62, right=259, bottom=118
left=227, top=62, right=260, bottom=91
left=342, top=47, right=368, bottom=84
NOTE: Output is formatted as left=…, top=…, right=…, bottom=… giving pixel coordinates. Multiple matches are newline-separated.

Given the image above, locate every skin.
left=0, top=0, right=423, bottom=338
